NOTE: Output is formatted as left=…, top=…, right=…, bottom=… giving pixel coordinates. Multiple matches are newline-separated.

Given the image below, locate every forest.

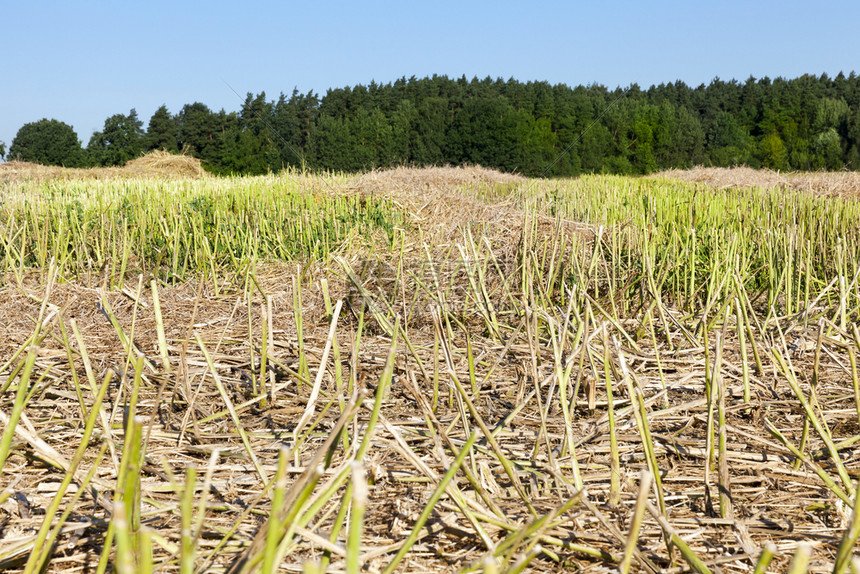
left=6, top=72, right=860, bottom=176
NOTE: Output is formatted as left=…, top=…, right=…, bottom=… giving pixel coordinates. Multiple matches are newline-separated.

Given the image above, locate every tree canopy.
left=87, top=109, right=145, bottom=166
left=7, top=73, right=860, bottom=175
left=8, top=119, right=85, bottom=167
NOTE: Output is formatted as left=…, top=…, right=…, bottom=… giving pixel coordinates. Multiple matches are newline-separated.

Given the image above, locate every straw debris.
left=0, top=149, right=208, bottom=182
left=2, top=167, right=860, bottom=573
left=653, top=165, right=860, bottom=197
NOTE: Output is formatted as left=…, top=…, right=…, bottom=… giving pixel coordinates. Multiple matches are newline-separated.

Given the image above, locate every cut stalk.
left=620, top=470, right=652, bottom=574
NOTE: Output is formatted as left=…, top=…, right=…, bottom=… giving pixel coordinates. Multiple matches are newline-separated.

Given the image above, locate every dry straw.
left=3, top=165, right=860, bottom=572
left=0, top=149, right=207, bottom=182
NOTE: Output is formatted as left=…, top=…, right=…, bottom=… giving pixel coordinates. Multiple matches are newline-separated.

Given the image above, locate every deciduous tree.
left=88, top=109, right=145, bottom=166
left=8, top=119, right=85, bottom=166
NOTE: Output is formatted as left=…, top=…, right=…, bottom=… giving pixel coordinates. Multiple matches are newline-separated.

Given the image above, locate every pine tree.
left=145, top=105, right=178, bottom=152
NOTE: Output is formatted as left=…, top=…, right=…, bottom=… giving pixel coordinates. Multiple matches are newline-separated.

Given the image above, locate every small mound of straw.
left=124, top=149, right=207, bottom=178
left=0, top=150, right=208, bottom=182
left=652, top=166, right=860, bottom=197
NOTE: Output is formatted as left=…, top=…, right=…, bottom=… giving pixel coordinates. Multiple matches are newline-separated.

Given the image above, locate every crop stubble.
left=0, top=161, right=860, bottom=572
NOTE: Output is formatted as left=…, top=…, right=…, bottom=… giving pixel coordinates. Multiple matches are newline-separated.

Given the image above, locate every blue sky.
left=2, top=1, right=858, bottom=154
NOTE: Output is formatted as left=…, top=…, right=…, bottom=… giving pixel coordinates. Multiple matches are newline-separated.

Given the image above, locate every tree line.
left=5, top=73, right=860, bottom=176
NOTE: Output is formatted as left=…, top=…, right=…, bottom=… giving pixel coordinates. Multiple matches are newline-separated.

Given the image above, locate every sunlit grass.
left=1, top=174, right=401, bottom=283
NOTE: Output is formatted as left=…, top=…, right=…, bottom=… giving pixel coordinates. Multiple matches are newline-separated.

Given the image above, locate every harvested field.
left=1, top=166, right=860, bottom=573
left=652, top=166, right=860, bottom=198
left=0, top=150, right=208, bottom=182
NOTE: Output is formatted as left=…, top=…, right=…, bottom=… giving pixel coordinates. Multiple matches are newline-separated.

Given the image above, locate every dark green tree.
left=512, top=113, right=557, bottom=175
left=706, top=111, right=752, bottom=166
left=175, top=103, right=223, bottom=166
left=389, top=99, right=416, bottom=162
left=8, top=119, right=85, bottom=166
left=814, top=97, right=849, bottom=133
left=848, top=107, right=860, bottom=168
left=655, top=103, right=705, bottom=168
left=577, top=124, right=613, bottom=173
left=56, top=73, right=860, bottom=176
left=145, top=105, right=178, bottom=152
left=411, top=97, right=448, bottom=165
left=0, top=141, right=5, bottom=161
left=87, top=109, right=145, bottom=166
left=309, top=115, right=352, bottom=172
left=446, top=96, right=520, bottom=171
left=271, top=90, right=314, bottom=169
left=230, top=92, right=280, bottom=173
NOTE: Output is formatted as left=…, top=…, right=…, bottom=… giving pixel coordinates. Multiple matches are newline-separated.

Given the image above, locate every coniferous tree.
left=175, top=103, right=222, bottom=166
left=145, top=105, right=178, bottom=152
left=27, top=72, right=860, bottom=176
left=707, top=111, right=752, bottom=166
left=309, top=115, right=352, bottom=172
left=411, top=97, right=448, bottom=165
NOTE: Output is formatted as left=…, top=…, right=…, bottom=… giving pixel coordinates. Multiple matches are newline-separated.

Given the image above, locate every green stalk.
left=764, top=419, right=851, bottom=505
left=601, top=327, right=620, bottom=506
left=320, top=280, right=344, bottom=412
left=113, top=501, right=135, bottom=574
left=771, top=346, right=853, bottom=492
left=347, top=462, right=368, bottom=574
left=615, top=338, right=666, bottom=515
left=495, top=492, right=582, bottom=567
left=293, top=272, right=310, bottom=382
left=71, top=318, right=119, bottom=468
left=227, top=393, right=364, bottom=574
left=0, top=346, right=38, bottom=474
left=57, top=315, right=87, bottom=419
left=546, top=296, right=584, bottom=490
left=196, top=334, right=268, bottom=484
left=381, top=429, right=480, bottom=574
left=794, top=319, right=825, bottom=471
left=293, top=300, right=343, bottom=450
left=646, top=501, right=711, bottom=574
left=851, top=324, right=860, bottom=427
left=445, top=346, right=537, bottom=517
left=752, top=542, right=776, bottom=574
left=786, top=543, right=811, bottom=574
left=620, top=470, right=652, bottom=574
left=734, top=298, right=751, bottom=406
left=259, top=299, right=269, bottom=406
left=714, top=329, right=732, bottom=520
left=319, top=483, right=352, bottom=572
left=262, top=450, right=289, bottom=574
left=180, top=467, right=197, bottom=574
left=139, top=527, right=153, bottom=574
left=833, top=475, right=860, bottom=574
left=120, top=415, right=144, bottom=559
left=23, top=368, right=113, bottom=574
left=501, top=546, right=542, bottom=574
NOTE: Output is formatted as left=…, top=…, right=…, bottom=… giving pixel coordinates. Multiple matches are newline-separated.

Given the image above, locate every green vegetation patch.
left=0, top=175, right=402, bottom=281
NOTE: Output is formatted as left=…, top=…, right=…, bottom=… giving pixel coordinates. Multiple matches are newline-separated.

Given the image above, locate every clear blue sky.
left=2, top=0, right=858, bottom=154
